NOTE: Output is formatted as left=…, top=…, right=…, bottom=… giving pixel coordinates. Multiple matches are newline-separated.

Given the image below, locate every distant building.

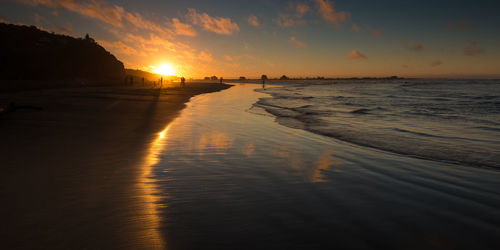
left=239, top=76, right=246, bottom=80
left=210, top=76, right=218, bottom=80
left=280, top=75, right=289, bottom=80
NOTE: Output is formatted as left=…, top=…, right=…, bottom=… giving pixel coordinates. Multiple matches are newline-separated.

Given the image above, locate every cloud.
left=351, top=23, right=360, bottom=32
left=346, top=50, right=367, bottom=60
left=463, top=41, right=484, bottom=56
left=274, top=2, right=310, bottom=28
left=172, top=18, right=196, bottom=36
left=315, top=0, right=350, bottom=26
left=295, top=3, right=310, bottom=17
left=444, top=20, right=473, bottom=31
left=401, top=41, right=423, bottom=51
left=187, top=8, right=239, bottom=35
left=408, top=42, right=423, bottom=51
left=20, top=0, right=173, bottom=36
left=198, top=51, right=214, bottom=62
left=274, top=13, right=306, bottom=27
left=289, top=36, right=307, bottom=48
left=21, top=0, right=125, bottom=27
left=248, top=14, right=260, bottom=27
left=365, top=25, right=385, bottom=37
left=53, top=22, right=75, bottom=36
left=431, top=60, right=442, bottom=67
left=97, top=40, right=142, bottom=56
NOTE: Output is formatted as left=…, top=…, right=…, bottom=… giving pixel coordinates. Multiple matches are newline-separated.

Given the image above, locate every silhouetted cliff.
left=0, top=23, right=124, bottom=81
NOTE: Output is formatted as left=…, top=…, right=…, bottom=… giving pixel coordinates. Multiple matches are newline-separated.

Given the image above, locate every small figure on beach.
left=220, top=77, right=223, bottom=85
left=130, top=76, right=134, bottom=85
left=142, top=77, right=145, bottom=86
left=261, top=74, right=268, bottom=89
left=181, top=77, right=186, bottom=87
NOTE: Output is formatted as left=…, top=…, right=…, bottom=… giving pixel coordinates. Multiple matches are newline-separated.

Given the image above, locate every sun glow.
left=152, top=63, right=176, bottom=76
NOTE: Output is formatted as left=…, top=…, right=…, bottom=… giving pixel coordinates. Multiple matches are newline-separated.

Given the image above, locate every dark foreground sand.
left=0, top=82, right=231, bottom=249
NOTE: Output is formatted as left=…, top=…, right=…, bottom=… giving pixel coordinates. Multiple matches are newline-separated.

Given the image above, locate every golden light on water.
left=152, top=63, right=176, bottom=76
left=135, top=124, right=173, bottom=249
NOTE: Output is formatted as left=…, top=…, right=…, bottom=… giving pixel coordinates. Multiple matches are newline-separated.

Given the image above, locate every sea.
left=255, top=79, right=500, bottom=169
left=147, top=81, right=500, bottom=249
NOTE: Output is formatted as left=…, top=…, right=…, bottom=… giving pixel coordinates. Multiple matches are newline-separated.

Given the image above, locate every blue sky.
left=1, top=0, right=499, bottom=78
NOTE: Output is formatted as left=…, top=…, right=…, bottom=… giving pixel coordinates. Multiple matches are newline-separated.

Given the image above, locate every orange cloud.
left=97, top=40, right=142, bottom=56
left=463, top=42, right=484, bottom=56
left=401, top=41, right=423, bottom=51
left=351, top=23, right=360, bottom=32
left=315, top=0, right=350, bottom=26
left=289, top=36, right=307, bottom=48
left=431, top=60, right=442, bottom=67
left=248, top=14, right=260, bottom=27
left=198, top=51, right=214, bottom=62
left=274, top=3, right=311, bottom=28
left=22, top=0, right=125, bottom=27
left=274, top=13, right=306, bottom=27
left=365, top=25, right=385, bottom=37
left=346, top=50, right=367, bottom=60
left=172, top=18, right=196, bottom=36
left=444, top=19, right=473, bottom=31
left=295, top=3, right=310, bottom=17
left=187, top=8, right=239, bottom=35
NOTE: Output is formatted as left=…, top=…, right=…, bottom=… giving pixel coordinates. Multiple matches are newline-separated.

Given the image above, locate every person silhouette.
left=181, top=77, right=186, bottom=87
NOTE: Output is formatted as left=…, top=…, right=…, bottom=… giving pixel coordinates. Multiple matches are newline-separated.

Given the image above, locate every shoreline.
left=0, top=82, right=232, bottom=248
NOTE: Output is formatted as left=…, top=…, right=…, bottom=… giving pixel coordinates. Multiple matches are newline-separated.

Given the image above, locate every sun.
left=152, top=63, right=176, bottom=76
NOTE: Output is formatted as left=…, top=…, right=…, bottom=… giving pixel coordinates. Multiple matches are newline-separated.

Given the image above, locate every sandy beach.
left=0, top=82, right=231, bottom=249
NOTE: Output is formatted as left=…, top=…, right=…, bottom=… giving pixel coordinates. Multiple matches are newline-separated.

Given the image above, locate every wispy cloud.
left=365, top=25, right=385, bottom=37
left=21, top=0, right=125, bottom=27
left=295, top=3, right=311, bottom=17
left=289, top=36, right=307, bottom=48
left=463, top=42, right=484, bottom=56
left=248, top=14, right=260, bottom=27
left=431, top=60, right=442, bottom=67
left=274, top=13, right=306, bottom=27
left=187, top=8, right=239, bottom=35
left=351, top=23, right=360, bottom=32
left=401, top=41, right=423, bottom=51
left=274, top=2, right=311, bottom=28
left=97, top=40, right=142, bottom=56
left=172, top=18, right=196, bottom=36
left=198, top=51, right=214, bottom=62
left=444, top=19, right=473, bottom=31
left=315, top=0, right=350, bottom=26
left=346, top=50, right=367, bottom=60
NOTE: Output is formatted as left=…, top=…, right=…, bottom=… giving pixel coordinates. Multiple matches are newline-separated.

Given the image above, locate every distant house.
left=239, top=76, right=246, bottom=80
left=280, top=75, right=289, bottom=80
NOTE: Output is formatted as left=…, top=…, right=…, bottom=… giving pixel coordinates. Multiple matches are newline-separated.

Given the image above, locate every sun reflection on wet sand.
left=136, top=124, right=172, bottom=249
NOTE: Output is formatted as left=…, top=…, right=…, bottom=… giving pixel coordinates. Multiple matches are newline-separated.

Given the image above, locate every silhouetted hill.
left=0, top=23, right=124, bottom=81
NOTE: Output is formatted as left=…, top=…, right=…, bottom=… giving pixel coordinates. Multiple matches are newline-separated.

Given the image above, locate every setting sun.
left=152, top=63, right=176, bottom=76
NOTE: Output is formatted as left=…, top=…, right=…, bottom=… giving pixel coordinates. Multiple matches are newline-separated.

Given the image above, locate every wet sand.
left=0, top=82, right=231, bottom=249
left=148, top=84, right=500, bottom=250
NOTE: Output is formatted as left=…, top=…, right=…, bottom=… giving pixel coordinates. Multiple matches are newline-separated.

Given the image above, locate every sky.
left=1, top=0, right=500, bottom=78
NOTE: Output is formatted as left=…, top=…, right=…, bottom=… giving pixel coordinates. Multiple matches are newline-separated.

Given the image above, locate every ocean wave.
left=255, top=80, right=500, bottom=169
